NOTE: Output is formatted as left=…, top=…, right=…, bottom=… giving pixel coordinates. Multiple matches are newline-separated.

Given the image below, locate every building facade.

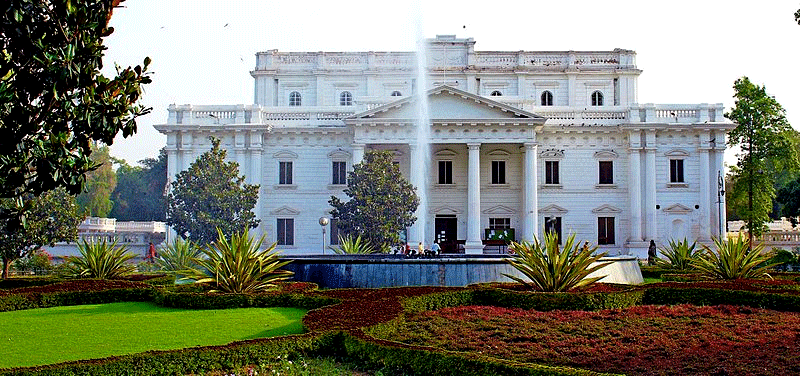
left=156, top=35, right=733, bottom=258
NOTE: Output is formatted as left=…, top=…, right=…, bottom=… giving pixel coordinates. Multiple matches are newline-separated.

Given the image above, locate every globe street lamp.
left=318, top=217, right=329, bottom=254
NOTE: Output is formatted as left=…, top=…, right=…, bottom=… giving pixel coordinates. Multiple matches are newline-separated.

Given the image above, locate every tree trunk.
left=2, top=256, right=9, bottom=279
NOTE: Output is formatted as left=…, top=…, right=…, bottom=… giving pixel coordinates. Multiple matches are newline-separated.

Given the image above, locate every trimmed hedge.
left=0, top=288, right=153, bottom=312
left=401, top=287, right=644, bottom=314
left=643, top=287, right=800, bottom=311
left=333, top=331, right=621, bottom=376
left=153, top=289, right=339, bottom=310
left=0, top=278, right=62, bottom=290
left=0, top=333, right=320, bottom=376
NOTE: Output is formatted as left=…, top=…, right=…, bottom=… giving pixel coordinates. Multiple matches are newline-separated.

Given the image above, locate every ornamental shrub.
left=504, top=232, right=610, bottom=292
left=330, top=234, right=377, bottom=254
left=60, top=239, right=136, bottom=279
left=654, top=238, right=702, bottom=272
left=693, top=234, right=777, bottom=280
left=183, top=229, right=293, bottom=293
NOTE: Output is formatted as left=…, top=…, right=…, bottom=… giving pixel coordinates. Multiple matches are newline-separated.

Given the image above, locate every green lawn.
left=0, top=302, right=307, bottom=369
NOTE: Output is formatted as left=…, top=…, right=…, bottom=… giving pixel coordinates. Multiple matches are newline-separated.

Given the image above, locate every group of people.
left=397, top=241, right=441, bottom=257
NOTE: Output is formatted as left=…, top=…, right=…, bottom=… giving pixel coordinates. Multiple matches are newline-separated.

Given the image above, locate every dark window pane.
left=598, top=217, right=615, bottom=245
left=277, top=218, right=294, bottom=245
left=546, top=161, right=559, bottom=184
left=438, top=161, right=452, bottom=184
left=333, top=161, right=346, bottom=185
left=599, top=161, right=613, bottom=184
left=492, top=161, right=506, bottom=184
left=279, top=162, right=293, bottom=185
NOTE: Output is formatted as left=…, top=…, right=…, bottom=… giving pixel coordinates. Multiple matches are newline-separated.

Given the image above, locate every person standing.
left=146, top=242, right=157, bottom=264
left=647, top=240, right=657, bottom=265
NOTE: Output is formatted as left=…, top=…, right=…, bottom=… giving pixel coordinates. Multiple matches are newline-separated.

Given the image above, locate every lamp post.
left=318, top=217, right=329, bottom=254
left=717, top=171, right=726, bottom=240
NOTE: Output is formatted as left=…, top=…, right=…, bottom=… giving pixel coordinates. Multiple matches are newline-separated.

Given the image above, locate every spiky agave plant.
left=504, top=232, right=610, bottom=292
left=330, top=234, right=377, bottom=254
left=184, top=229, right=294, bottom=293
left=654, top=238, right=702, bottom=271
left=692, top=234, right=777, bottom=280
left=156, top=237, right=201, bottom=274
left=61, top=239, right=136, bottom=279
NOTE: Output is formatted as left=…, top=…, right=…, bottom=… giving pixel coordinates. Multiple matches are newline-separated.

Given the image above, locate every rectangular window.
left=670, top=159, right=684, bottom=183
left=329, top=219, right=340, bottom=245
left=277, top=218, right=294, bottom=245
left=491, top=161, right=506, bottom=184
left=544, top=216, right=562, bottom=244
left=489, top=217, right=511, bottom=229
left=332, top=161, right=347, bottom=185
left=438, top=161, right=453, bottom=184
left=598, top=217, right=615, bottom=245
left=599, top=161, right=613, bottom=184
left=545, top=161, right=560, bottom=185
left=279, top=162, right=293, bottom=185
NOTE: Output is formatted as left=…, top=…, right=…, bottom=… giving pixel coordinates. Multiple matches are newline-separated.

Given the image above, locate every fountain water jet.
left=409, top=11, right=431, bottom=249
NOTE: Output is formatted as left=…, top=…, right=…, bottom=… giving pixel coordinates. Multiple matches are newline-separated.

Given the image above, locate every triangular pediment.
left=539, top=204, right=568, bottom=214
left=482, top=205, right=516, bottom=215
left=432, top=205, right=462, bottom=215
left=592, top=204, right=622, bottom=214
left=349, top=86, right=546, bottom=122
left=270, top=205, right=300, bottom=216
left=663, top=203, right=693, bottom=214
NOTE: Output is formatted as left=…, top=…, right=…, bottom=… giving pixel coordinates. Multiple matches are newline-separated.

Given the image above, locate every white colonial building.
left=156, top=35, right=733, bottom=258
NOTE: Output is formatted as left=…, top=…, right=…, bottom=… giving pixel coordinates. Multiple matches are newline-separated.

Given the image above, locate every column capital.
left=522, top=142, right=538, bottom=150
left=466, top=142, right=481, bottom=150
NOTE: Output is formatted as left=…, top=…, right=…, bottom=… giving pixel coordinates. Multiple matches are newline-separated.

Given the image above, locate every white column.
left=465, top=143, right=483, bottom=254
left=699, top=146, right=712, bottom=241
left=250, top=131, right=264, bottom=238
left=352, top=143, right=365, bottom=166
left=645, top=131, right=658, bottom=242
left=522, top=143, right=538, bottom=242
left=628, top=144, right=643, bottom=242
left=714, top=131, right=727, bottom=240
left=180, top=131, right=194, bottom=171
left=408, top=143, right=423, bottom=246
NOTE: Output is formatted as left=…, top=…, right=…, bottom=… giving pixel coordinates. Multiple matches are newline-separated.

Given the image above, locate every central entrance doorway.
left=435, top=215, right=460, bottom=253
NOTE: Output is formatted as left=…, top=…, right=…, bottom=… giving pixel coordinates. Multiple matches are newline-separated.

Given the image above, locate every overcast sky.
left=102, top=0, right=800, bottom=166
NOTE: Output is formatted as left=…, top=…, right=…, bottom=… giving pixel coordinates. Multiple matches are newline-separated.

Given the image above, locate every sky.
left=102, top=0, right=800, bottom=166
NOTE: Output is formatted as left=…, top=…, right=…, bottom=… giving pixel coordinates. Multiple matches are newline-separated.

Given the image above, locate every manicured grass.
left=0, top=302, right=307, bottom=368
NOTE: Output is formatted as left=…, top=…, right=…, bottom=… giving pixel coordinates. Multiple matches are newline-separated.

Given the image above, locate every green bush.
left=0, top=288, right=153, bottom=312
left=330, top=234, right=377, bottom=254
left=693, top=235, right=777, bottom=280
left=183, top=229, right=293, bottom=293
left=643, top=287, right=800, bottom=312
left=60, top=239, right=136, bottom=279
left=505, top=232, right=610, bottom=292
left=654, top=238, right=702, bottom=272
left=152, top=289, right=337, bottom=310
left=155, top=237, right=201, bottom=274
left=12, top=249, right=53, bottom=275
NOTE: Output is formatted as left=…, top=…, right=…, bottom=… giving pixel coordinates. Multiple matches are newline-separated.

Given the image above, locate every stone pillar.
left=522, top=143, right=538, bottom=242
left=628, top=140, right=643, bottom=243
left=699, top=138, right=712, bottom=241
left=465, top=143, right=483, bottom=254
left=714, top=131, right=727, bottom=240
left=352, top=143, right=365, bottom=166
left=645, top=131, right=657, bottom=242
left=250, top=131, right=264, bottom=238
left=180, top=131, right=194, bottom=171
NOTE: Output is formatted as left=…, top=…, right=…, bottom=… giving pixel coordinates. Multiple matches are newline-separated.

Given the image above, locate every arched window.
left=391, top=91, right=402, bottom=97
left=490, top=90, right=502, bottom=97
left=540, top=91, right=554, bottom=106
left=289, top=91, right=302, bottom=106
left=339, top=91, right=353, bottom=106
left=591, top=91, right=604, bottom=106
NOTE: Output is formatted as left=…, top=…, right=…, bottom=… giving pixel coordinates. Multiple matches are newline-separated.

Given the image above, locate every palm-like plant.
left=654, top=238, right=702, bottom=271
left=330, top=234, right=378, bottom=254
left=61, top=239, right=136, bottom=279
left=156, top=237, right=201, bottom=274
left=183, top=229, right=293, bottom=293
left=692, top=234, right=777, bottom=280
left=504, top=232, right=611, bottom=292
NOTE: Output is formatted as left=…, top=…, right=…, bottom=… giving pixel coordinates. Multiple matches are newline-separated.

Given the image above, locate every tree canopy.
left=166, top=138, right=259, bottom=245
left=329, top=150, right=419, bottom=250
left=0, top=187, right=83, bottom=278
left=109, top=150, right=167, bottom=221
left=76, top=144, right=116, bottom=217
left=0, top=0, right=150, bottom=226
left=725, top=77, right=799, bottom=240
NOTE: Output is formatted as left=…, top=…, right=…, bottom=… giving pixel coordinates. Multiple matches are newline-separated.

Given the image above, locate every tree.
left=795, top=8, right=799, bottom=25
left=109, top=150, right=167, bottom=221
left=329, top=150, right=419, bottom=250
left=166, top=138, right=259, bottom=245
left=76, top=144, right=116, bottom=217
left=0, top=0, right=150, bottom=228
left=725, top=77, right=799, bottom=245
left=0, top=187, right=83, bottom=278
left=778, top=177, right=800, bottom=227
